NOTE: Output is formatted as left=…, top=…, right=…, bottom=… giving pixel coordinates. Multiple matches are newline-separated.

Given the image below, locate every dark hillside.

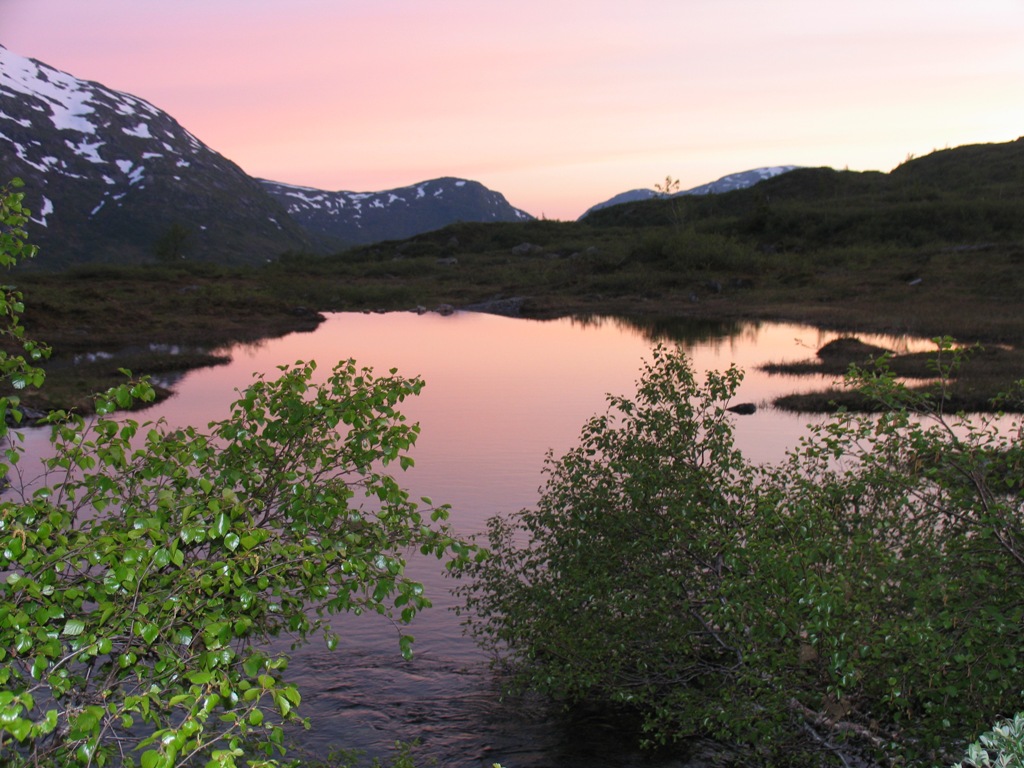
left=889, top=136, right=1024, bottom=190
left=583, top=139, right=1024, bottom=249
left=9, top=136, right=1024, bottom=412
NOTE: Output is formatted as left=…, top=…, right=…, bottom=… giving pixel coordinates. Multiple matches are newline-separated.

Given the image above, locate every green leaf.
left=140, top=623, right=160, bottom=645
left=212, top=512, right=230, bottom=539
left=6, top=718, right=32, bottom=742
left=62, top=619, right=86, bottom=637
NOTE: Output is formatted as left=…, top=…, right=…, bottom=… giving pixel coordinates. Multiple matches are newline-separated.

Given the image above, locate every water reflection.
left=567, top=313, right=747, bottom=346
left=11, top=311, right=932, bottom=767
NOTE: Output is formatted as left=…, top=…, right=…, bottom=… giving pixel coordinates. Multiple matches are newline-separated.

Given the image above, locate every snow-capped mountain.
left=580, top=166, right=801, bottom=219
left=682, top=166, right=801, bottom=195
left=0, top=47, right=533, bottom=265
left=0, top=45, right=312, bottom=266
left=258, top=177, right=533, bottom=248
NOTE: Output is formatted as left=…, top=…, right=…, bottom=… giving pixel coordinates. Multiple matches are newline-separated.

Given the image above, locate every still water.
left=19, top=311, right=929, bottom=767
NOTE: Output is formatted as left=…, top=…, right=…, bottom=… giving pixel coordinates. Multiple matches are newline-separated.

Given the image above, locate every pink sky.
left=3, top=0, right=1021, bottom=220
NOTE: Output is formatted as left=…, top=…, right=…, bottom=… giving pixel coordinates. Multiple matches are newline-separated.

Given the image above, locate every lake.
left=14, top=311, right=930, bottom=767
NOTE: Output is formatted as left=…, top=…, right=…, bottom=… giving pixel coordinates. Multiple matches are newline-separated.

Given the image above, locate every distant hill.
left=258, top=177, right=532, bottom=248
left=579, top=188, right=660, bottom=218
left=0, top=45, right=312, bottom=267
left=583, top=137, right=1024, bottom=248
left=580, top=166, right=800, bottom=219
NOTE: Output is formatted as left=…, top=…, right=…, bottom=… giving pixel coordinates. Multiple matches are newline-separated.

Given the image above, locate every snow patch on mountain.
left=580, top=166, right=801, bottom=219
left=0, top=44, right=310, bottom=264
left=682, top=166, right=800, bottom=196
left=0, top=45, right=217, bottom=222
left=259, top=176, right=532, bottom=246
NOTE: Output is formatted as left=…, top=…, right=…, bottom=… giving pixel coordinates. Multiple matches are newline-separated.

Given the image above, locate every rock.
left=436, top=256, right=458, bottom=266
left=435, top=304, right=455, bottom=316
left=462, top=297, right=526, bottom=317
left=291, top=307, right=326, bottom=324
left=726, top=403, right=757, bottom=415
left=511, top=242, right=543, bottom=256
left=817, top=337, right=889, bottom=361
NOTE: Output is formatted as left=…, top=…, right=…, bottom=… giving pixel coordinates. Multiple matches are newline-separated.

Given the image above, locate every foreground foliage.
left=0, top=181, right=475, bottom=766
left=461, top=344, right=1024, bottom=766
left=955, top=712, right=1024, bottom=768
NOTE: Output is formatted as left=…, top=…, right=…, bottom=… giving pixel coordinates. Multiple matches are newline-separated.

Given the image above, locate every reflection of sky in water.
left=128, top=311, right=931, bottom=530
left=4, top=311, right=949, bottom=767
left=13, top=311, right=937, bottom=530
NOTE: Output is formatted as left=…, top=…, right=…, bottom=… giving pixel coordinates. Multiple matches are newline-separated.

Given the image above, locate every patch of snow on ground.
left=67, top=138, right=104, bottom=163
left=0, top=48, right=97, bottom=134
left=0, top=111, right=31, bottom=128
left=32, top=196, right=53, bottom=227
left=387, top=194, right=404, bottom=204
left=90, top=200, right=105, bottom=216
left=123, top=122, right=152, bottom=139
left=12, top=149, right=52, bottom=173
left=142, top=152, right=163, bottom=159
left=416, top=185, right=427, bottom=198
left=115, top=159, right=133, bottom=174
left=281, top=189, right=328, bottom=208
left=455, top=180, right=466, bottom=187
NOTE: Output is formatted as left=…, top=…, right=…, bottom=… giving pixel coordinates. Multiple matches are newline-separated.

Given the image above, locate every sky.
left=2, top=0, right=1022, bottom=220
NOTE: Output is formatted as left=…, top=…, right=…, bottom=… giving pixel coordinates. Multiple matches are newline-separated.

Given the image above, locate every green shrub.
left=461, top=343, right=1024, bottom=766
left=954, top=712, right=1024, bottom=768
left=0, top=181, right=477, bottom=766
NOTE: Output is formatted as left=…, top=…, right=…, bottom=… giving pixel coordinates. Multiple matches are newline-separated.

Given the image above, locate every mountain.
left=578, top=188, right=660, bottom=219
left=583, top=137, right=1024, bottom=244
left=0, top=46, right=313, bottom=267
left=0, top=46, right=535, bottom=265
left=258, top=177, right=533, bottom=248
left=580, top=166, right=800, bottom=219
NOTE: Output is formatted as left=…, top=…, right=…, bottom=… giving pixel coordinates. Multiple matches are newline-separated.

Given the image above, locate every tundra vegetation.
left=0, top=180, right=477, bottom=766
left=459, top=343, right=1024, bottom=767
left=1, top=138, right=1023, bottom=766
left=9, top=138, right=1024, bottom=414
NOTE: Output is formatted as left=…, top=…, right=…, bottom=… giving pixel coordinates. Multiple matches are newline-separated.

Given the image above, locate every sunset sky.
left=3, top=0, right=1021, bottom=220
